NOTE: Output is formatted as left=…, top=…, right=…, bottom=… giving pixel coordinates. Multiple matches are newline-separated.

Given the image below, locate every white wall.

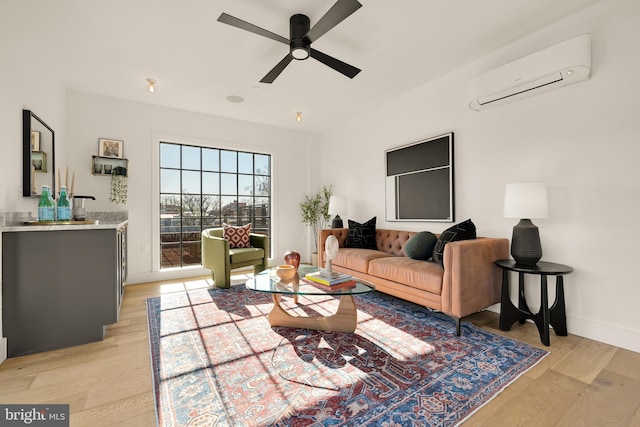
left=0, top=38, right=68, bottom=362
left=65, top=91, right=322, bottom=284
left=319, top=0, right=640, bottom=352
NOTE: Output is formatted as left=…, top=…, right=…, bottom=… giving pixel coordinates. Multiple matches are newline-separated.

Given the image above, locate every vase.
left=284, top=250, right=301, bottom=270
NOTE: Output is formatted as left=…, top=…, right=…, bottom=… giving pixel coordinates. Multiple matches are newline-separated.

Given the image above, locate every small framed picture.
left=98, top=138, right=124, bottom=159
left=32, top=151, right=47, bottom=173
left=31, top=131, right=40, bottom=151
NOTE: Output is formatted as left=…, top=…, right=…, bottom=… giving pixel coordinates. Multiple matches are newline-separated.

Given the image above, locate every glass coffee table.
left=246, top=264, right=374, bottom=333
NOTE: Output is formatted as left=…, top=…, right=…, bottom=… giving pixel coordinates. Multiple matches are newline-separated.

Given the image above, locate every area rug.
left=147, top=285, right=548, bottom=426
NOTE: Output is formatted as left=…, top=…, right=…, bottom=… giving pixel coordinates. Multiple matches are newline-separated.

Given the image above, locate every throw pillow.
left=223, top=223, right=252, bottom=248
left=432, top=219, right=476, bottom=267
left=345, top=217, right=377, bottom=249
left=404, top=231, right=438, bottom=260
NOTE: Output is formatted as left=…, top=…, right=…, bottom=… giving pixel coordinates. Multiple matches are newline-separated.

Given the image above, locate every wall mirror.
left=23, top=109, right=55, bottom=197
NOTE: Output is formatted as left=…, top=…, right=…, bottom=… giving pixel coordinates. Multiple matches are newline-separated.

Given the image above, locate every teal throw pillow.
left=404, top=231, right=438, bottom=260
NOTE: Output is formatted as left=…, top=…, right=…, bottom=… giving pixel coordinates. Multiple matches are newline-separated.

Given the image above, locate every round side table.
left=495, top=259, right=573, bottom=346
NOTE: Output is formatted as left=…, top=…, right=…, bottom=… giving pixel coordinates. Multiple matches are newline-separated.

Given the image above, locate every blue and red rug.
left=147, top=285, right=547, bottom=426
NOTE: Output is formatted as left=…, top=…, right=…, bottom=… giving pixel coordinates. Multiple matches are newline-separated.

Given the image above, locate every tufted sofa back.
left=375, top=229, right=417, bottom=257
left=319, top=228, right=420, bottom=257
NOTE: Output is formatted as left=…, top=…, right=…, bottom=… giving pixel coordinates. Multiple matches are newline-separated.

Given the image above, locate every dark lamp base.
left=511, top=218, right=542, bottom=266
left=331, top=215, right=343, bottom=228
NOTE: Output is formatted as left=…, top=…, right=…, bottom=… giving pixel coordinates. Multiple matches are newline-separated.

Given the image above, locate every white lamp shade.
left=504, top=183, right=549, bottom=219
left=328, top=196, right=347, bottom=216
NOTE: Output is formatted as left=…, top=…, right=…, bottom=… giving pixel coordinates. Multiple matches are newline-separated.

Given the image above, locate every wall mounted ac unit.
left=468, top=34, right=591, bottom=111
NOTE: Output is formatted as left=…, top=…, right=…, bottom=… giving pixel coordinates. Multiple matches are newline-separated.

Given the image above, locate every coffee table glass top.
left=246, top=264, right=374, bottom=296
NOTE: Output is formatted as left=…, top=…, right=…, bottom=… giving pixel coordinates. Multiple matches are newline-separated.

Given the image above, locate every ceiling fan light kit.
left=218, top=0, right=362, bottom=83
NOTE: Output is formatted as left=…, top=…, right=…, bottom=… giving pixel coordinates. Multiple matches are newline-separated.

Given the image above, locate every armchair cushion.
left=223, top=223, right=252, bottom=248
left=229, top=247, right=265, bottom=264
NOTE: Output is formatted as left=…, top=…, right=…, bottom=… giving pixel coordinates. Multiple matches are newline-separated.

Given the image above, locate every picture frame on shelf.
left=98, top=138, right=124, bottom=158
left=31, top=151, right=47, bottom=173
left=30, top=131, right=40, bottom=151
left=92, top=155, right=128, bottom=176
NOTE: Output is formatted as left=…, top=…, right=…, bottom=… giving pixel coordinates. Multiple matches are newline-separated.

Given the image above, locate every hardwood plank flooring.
left=1, top=274, right=639, bottom=427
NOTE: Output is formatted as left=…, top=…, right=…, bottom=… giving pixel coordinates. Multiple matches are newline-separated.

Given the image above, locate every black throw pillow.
left=404, top=231, right=438, bottom=260
left=345, top=217, right=377, bottom=249
left=432, top=219, right=476, bottom=267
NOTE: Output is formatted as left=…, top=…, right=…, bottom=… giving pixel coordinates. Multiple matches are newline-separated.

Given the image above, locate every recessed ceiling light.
left=146, top=78, right=157, bottom=93
left=296, top=112, right=302, bottom=122
left=226, top=95, right=245, bottom=103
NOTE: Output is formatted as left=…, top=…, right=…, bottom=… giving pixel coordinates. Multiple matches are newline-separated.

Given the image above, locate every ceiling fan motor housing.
left=290, top=14, right=310, bottom=60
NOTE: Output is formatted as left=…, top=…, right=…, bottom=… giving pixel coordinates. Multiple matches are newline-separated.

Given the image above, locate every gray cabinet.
left=2, top=225, right=127, bottom=357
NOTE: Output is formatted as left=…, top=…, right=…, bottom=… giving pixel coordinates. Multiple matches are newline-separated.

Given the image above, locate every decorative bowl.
left=275, top=264, right=296, bottom=281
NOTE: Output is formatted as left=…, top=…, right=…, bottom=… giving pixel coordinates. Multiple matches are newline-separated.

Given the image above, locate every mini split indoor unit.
left=468, top=34, right=591, bottom=111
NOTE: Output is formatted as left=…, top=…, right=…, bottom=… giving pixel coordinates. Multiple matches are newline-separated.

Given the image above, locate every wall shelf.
left=92, top=155, right=128, bottom=176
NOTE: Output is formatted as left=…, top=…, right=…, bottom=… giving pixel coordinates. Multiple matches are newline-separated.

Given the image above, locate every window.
left=159, top=142, right=271, bottom=269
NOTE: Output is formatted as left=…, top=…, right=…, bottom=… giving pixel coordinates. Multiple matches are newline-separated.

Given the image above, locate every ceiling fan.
left=217, top=0, right=362, bottom=83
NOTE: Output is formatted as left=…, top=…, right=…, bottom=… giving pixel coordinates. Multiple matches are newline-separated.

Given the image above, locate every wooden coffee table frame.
left=269, top=293, right=359, bottom=333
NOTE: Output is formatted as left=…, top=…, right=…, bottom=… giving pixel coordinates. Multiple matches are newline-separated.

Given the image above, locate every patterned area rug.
left=147, top=285, right=547, bottom=426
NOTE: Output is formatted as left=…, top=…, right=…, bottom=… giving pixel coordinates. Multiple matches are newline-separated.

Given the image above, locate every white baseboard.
left=126, top=265, right=257, bottom=286
left=484, top=306, right=640, bottom=353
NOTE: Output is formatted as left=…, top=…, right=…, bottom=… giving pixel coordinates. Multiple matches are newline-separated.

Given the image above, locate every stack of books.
left=303, top=271, right=356, bottom=290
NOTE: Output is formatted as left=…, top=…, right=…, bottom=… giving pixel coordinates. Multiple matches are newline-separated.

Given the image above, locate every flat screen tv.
left=385, top=132, right=454, bottom=222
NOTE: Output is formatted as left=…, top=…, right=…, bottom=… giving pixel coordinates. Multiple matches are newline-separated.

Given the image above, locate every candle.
left=57, top=169, right=61, bottom=194
left=70, top=172, right=75, bottom=196
left=65, top=166, right=69, bottom=188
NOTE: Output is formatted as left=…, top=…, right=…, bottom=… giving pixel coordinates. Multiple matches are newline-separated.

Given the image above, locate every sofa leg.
left=452, top=316, right=461, bottom=336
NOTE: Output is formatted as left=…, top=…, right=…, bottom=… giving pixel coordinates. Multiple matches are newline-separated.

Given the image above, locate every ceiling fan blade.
left=217, top=13, right=289, bottom=45
left=305, top=0, right=362, bottom=43
left=260, top=54, right=294, bottom=84
left=310, top=48, right=361, bottom=79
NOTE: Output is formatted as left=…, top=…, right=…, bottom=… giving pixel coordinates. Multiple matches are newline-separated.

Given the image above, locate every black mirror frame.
left=23, top=109, right=55, bottom=197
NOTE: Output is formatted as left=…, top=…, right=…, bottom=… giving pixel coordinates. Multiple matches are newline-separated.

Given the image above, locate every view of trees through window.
left=159, top=142, right=271, bottom=268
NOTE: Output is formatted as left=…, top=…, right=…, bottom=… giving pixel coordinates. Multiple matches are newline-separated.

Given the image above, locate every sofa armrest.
left=250, top=233, right=269, bottom=271
left=201, top=229, right=229, bottom=271
left=250, top=233, right=269, bottom=257
left=318, top=228, right=348, bottom=268
left=441, top=237, right=509, bottom=318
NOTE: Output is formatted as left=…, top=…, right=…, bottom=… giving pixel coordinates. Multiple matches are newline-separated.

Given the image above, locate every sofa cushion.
left=368, top=257, right=444, bottom=295
left=345, top=217, right=377, bottom=249
left=432, top=219, right=476, bottom=266
left=223, top=223, right=252, bottom=248
left=332, top=248, right=394, bottom=274
left=404, top=231, right=437, bottom=260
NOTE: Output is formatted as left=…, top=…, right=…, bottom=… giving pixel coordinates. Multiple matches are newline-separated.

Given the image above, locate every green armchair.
left=201, top=228, right=269, bottom=288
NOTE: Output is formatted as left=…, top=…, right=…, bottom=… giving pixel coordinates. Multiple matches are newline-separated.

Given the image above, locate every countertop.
left=1, top=211, right=128, bottom=232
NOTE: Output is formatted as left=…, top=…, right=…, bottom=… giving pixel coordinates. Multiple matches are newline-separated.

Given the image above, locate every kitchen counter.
left=2, top=211, right=128, bottom=356
left=2, top=211, right=127, bottom=232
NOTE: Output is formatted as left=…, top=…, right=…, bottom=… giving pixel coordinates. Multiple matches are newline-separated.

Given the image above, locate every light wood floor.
left=1, top=275, right=639, bottom=427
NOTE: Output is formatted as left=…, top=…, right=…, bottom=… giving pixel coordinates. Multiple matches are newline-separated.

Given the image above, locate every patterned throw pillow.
left=345, top=217, right=377, bottom=250
left=223, top=223, right=252, bottom=248
left=432, top=219, right=476, bottom=267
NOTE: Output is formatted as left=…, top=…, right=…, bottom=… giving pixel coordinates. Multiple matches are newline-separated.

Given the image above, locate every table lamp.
left=328, top=195, right=346, bottom=228
left=504, top=183, right=548, bottom=266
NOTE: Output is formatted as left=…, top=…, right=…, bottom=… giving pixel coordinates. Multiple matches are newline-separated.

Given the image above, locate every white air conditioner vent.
left=469, top=34, right=591, bottom=111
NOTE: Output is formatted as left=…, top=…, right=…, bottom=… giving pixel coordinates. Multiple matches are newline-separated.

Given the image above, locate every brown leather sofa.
left=318, top=228, right=509, bottom=335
